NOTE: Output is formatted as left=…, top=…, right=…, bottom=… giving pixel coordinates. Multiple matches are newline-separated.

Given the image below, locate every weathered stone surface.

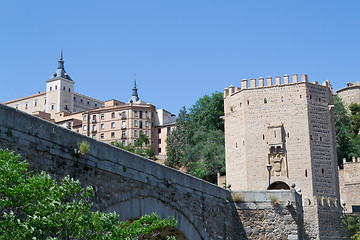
left=0, top=103, right=304, bottom=239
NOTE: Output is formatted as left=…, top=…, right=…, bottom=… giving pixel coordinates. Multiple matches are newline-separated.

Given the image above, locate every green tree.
left=165, top=106, right=194, bottom=167
left=188, top=127, right=225, bottom=183
left=0, top=149, right=176, bottom=239
left=349, top=102, right=360, bottom=135
left=111, top=131, right=156, bottom=160
left=188, top=92, right=224, bottom=131
left=334, top=95, right=353, bottom=167
left=166, top=93, right=225, bottom=184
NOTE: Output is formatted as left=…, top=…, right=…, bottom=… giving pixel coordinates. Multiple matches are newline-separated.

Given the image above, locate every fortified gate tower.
left=224, top=74, right=346, bottom=239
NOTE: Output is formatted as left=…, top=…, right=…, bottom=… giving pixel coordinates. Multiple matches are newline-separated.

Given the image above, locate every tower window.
left=281, top=96, right=284, bottom=102
left=55, top=85, right=57, bottom=90
left=50, top=87, right=52, bottom=91
left=51, top=104, right=54, bottom=110
left=111, top=112, right=115, bottom=118
left=68, top=88, right=71, bottom=92
left=65, top=104, right=68, bottom=110
left=139, top=121, right=143, bottom=129
left=111, top=132, right=115, bottom=138
left=25, top=103, right=28, bottom=109
left=63, top=86, right=65, bottom=90
left=305, top=169, right=308, bottom=177
left=34, top=101, right=37, bottom=107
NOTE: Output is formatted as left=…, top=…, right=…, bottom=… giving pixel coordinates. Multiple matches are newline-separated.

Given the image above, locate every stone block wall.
left=232, top=190, right=304, bottom=240
left=339, top=160, right=360, bottom=213
left=0, top=103, right=306, bottom=239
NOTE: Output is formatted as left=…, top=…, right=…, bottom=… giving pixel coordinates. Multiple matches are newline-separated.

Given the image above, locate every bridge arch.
left=105, top=196, right=204, bottom=240
left=268, top=181, right=290, bottom=190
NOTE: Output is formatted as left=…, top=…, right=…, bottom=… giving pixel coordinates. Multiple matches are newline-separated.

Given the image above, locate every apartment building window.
left=50, top=87, right=52, bottom=91
left=101, top=123, right=104, bottom=129
left=134, top=120, right=138, bottom=127
left=111, top=122, right=115, bottom=128
left=92, top=134, right=96, bottom=139
left=145, top=111, right=148, bottom=118
left=100, top=114, right=104, bottom=119
left=145, top=121, right=148, bottom=127
left=122, top=131, right=126, bottom=137
left=92, top=115, right=96, bottom=121
left=158, top=128, right=161, bottom=134
left=95, top=103, right=97, bottom=107
left=55, top=85, right=57, bottom=90
left=145, top=131, right=148, bottom=136
left=134, top=140, right=137, bottom=145
left=167, top=127, right=171, bottom=134
left=139, top=121, right=143, bottom=129
left=122, top=140, right=125, bottom=146
left=134, top=110, right=138, bottom=117
left=92, top=125, right=97, bottom=131
left=121, top=111, right=126, bottom=118
left=83, top=125, right=87, bottom=132
left=134, top=130, right=137, bottom=137
left=139, top=111, right=143, bottom=118
left=122, top=121, right=126, bottom=128
left=34, top=101, right=37, bottom=107
left=25, top=103, right=28, bottom=109
left=158, top=139, right=161, bottom=144
left=100, top=133, right=104, bottom=139
left=111, top=112, right=115, bottom=118
left=87, top=101, right=90, bottom=105
left=83, top=115, right=87, bottom=121
left=158, top=148, right=161, bottom=153
left=111, top=132, right=115, bottom=138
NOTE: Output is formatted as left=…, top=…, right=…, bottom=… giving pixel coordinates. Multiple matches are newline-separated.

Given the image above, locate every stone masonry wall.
left=339, top=160, right=360, bottom=213
left=0, top=103, right=304, bottom=239
left=232, top=190, right=304, bottom=240
left=224, top=75, right=347, bottom=239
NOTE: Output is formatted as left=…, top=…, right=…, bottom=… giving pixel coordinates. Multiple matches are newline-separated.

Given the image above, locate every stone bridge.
left=0, top=104, right=303, bottom=239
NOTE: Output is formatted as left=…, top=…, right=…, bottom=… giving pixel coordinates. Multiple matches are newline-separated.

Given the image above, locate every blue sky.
left=1, top=1, right=359, bottom=115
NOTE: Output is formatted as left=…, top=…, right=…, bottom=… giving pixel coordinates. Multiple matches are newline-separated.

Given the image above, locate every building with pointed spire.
left=4, top=51, right=103, bottom=118
left=3, top=52, right=176, bottom=156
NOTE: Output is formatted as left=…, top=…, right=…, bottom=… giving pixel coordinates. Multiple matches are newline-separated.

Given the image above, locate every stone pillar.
left=229, top=85, right=235, bottom=95
left=267, top=76, right=272, bottom=86
left=284, top=74, right=289, bottom=84
left=224, top=88, right=229, bottom=98
left=292, top=74, right=298, bottom=83
left=259, top=77, right=264, bottom=87
left=241, top=79, right=248, bottom=89
left=275, top=76, right=281, bottom=85
left=301, top=74, right=308, bottom=82
left=352, top=156, right=356, bottom=163
left=250, top=78, right=256, bottom=88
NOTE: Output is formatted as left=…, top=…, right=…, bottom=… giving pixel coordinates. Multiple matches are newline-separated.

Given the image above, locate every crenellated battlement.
left=224, top=74, right=333, bottom=98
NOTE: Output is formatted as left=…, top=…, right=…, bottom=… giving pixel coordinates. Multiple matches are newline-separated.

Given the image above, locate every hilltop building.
left=336, top=81, right=360, bottom=107
left=3, top=52, right=175, bottom=156
left=224, top=74, right=345, bottom=239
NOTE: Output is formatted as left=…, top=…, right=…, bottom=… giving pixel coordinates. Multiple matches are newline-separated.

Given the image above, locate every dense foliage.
left=0, top=149, right=176, bottom=239
left=334, top=96, right=360, bottom=167
left=111, top=131, right=156, bottom=160
left=166, top=92, right=225, bottom=183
